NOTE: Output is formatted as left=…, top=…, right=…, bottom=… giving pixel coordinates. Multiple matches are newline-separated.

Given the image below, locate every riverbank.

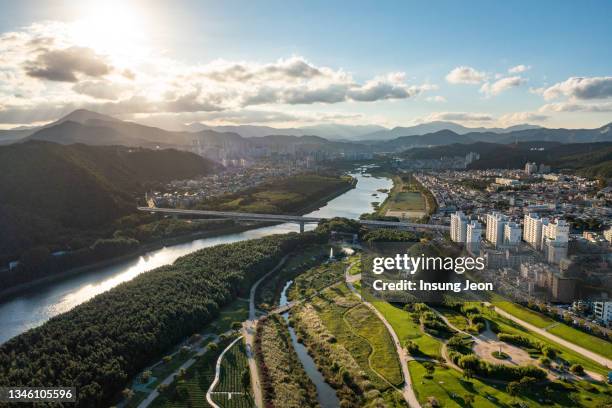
left=0, top=223, right=263, bottom=301
left=0, top=176, right=355, bottom=301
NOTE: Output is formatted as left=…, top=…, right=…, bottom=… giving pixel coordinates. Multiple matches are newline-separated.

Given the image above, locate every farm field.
left=211, top=340, right=254, bottom=408
left=378, top=175, right=427, bottom=219
left=150, top=346, right=219, bottom=408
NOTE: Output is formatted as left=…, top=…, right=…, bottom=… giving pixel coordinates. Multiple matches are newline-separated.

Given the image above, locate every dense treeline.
left=2, top=218, right=236, bottom=289
left=0, top=231, right=322, bottom=407
left=0, top=141, right=217, bottom=263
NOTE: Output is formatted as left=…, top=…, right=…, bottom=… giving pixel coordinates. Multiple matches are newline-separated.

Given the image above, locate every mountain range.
left=0, top=109, right=610, bottom=155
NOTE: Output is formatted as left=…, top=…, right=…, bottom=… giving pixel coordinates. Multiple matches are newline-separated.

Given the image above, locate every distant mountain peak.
left=56, top=109, right=120, bottom=125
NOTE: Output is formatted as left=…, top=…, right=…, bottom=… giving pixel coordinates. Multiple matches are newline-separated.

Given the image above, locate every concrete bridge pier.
left=299, top=222, right=305, bottom=233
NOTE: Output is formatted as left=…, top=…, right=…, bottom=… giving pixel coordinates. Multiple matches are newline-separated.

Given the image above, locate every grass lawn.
left=437, top=307, right=471, bottom=332
left=348, top=260, right=362, bottom=275
left=547, top=324, right=612, bottom=361
left=313, top=284, right=402, bottom=389
left=344, top=304, right=403, bottom=386
left=493, top=299, right=612, bottom=360
left=493, top=300, right=555, bottom=328
left=408, top=361, right=611, bottom=408
left=204, top=298, right=249, bottom=334
left=479, top=306, right=610, bottom=376
left=371, top=300, right=442, bottom=359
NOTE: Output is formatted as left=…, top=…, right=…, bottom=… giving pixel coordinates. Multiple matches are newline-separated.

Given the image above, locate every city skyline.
left=0, top=0, right=611, bottom=130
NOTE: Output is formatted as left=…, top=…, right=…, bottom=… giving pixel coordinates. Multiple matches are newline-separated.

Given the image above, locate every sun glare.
left=71, top=1, right=149, bottom=63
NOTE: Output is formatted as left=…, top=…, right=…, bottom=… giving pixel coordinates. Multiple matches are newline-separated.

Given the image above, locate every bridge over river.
left=137, top=206, right=450, bottom=233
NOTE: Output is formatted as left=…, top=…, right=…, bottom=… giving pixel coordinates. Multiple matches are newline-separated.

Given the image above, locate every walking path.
left=486, top=302, right=612, bottom=369
left=344, top=263, right=422, bottom=408
left=206, top=335, right=244, bottom=408
left=244, top=255, right=289, bottom=408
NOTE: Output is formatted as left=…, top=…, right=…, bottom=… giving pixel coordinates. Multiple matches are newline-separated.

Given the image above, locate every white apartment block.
left=503, top=222, right=522, bottom=246
left=450, top=211, right=468, bottom=243
left=605, top=227, right=612, bottom=243
left=466, top=220, right=483, bottom=254
left=593, top=301, right=612, bottom=325
left=525, top=162, right=538, bottom=175
left=486, top=212, right=508, bottom=248
left=523, top=213, right=549, bottom=250
left=542, top=219, right=569, bottom=244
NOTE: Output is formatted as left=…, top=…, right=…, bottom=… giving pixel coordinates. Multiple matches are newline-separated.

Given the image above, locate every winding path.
left=344, top=263, right=422, bottom=408
left=206, top=335, right=244, bottom=408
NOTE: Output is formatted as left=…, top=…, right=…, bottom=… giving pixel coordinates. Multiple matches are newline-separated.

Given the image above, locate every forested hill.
left=401, top=141, right=612, bottom=180
left=0, top=231, right=321, bottom=407
left=0, top=141, right=217, bottom=261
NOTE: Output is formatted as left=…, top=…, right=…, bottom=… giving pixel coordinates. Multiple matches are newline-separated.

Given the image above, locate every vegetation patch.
left=255, top=314, right=318, bottom=408
left=211, top=339, right=254, bottom=408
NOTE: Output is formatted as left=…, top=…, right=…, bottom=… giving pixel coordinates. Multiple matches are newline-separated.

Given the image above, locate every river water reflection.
left=0, top=171, right=392, bottom=344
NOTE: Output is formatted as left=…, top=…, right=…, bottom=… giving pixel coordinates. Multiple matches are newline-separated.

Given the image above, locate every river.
left=279, top=280, right=340, bottom=408
left=0, top=171, right=392, bottom=344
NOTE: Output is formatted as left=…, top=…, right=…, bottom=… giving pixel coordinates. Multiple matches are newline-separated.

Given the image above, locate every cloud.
left=539, top=101, right=612, bottom=112
left=426, top=95, right=447, bottom=103
left=237, top=73, right=433, bottom=106
left=203, top=56, right=324, bottom=82
left=423, top=111, right=493, bottom=122
left=480, top=76, right=527, bottom=96
left=445, top=66, right=486, bottom=84
left=499, top=111, right=548, bottom=125
left=542, top=76, right=612, bottom=100
left=72, top=80, right=126, bottom=100
left=508, top=64, right=531, bottom=74
left=24, top=46, right=112, bottom=82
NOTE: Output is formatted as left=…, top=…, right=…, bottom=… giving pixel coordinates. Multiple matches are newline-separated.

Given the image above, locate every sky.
left=0, top=0, right=611, bottom=130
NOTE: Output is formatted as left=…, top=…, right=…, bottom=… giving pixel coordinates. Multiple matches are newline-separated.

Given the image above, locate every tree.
left=458, top=355, right=480, bottom=373
left=570, top=364, right=584, bottom=376
left=241, top=368, right=250, bottom=391
left=539, top=356, right=551, bottom=367
left=406, top=341, right=420, bottom=355
left=423, top=362, right=435, bottom=377
left=542, top=346, right=557, bottom=359
left=507, top=381, right=521, bottom=398
left=121, top=388, right=134, bottom=400
left=463, top=393, right=475, bottom=407
left=141, top=370, right=152, bottom=383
